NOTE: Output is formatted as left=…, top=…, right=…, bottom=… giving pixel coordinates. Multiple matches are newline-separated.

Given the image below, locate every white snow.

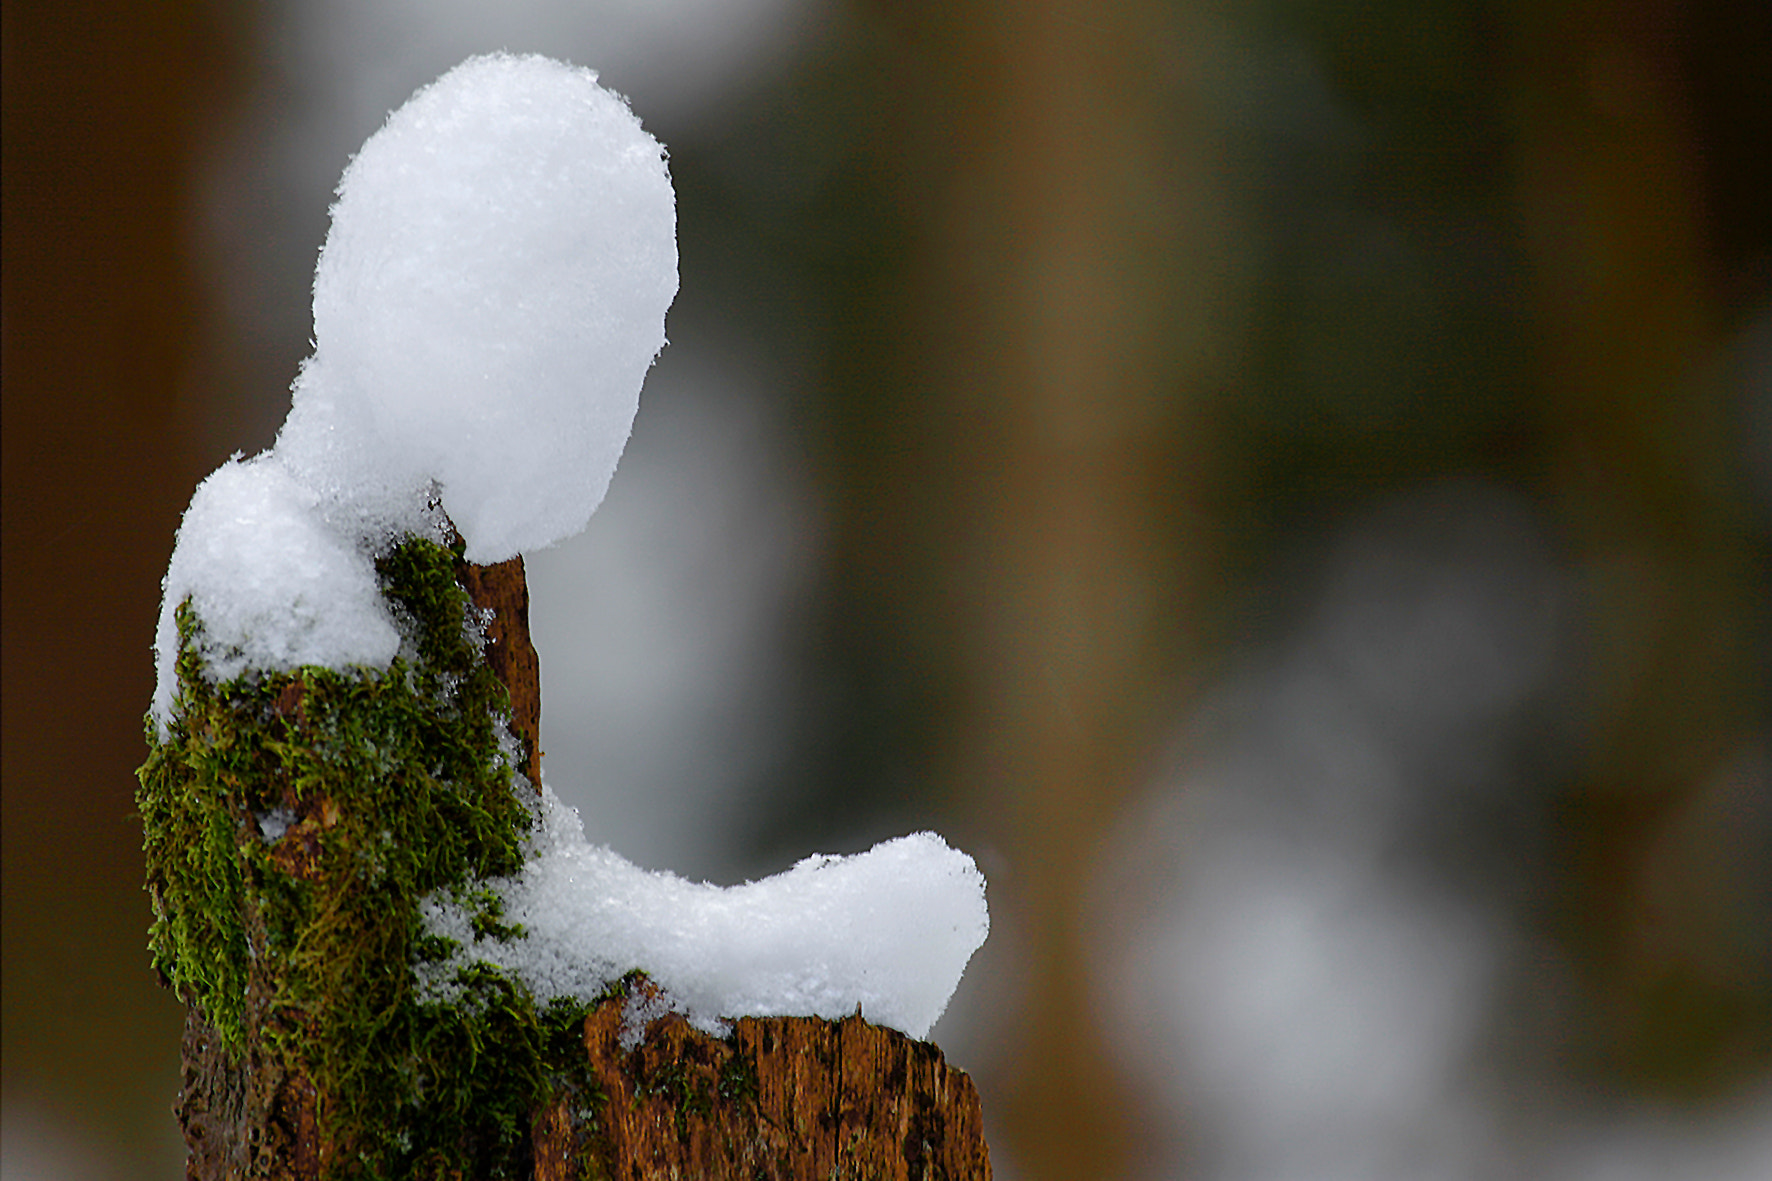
left=153, top=52, right=988, bottom=1041
left=420, top=784, right=990, bottom=1040
left=284, top=51, right=676, bottom=563
left=150, top=452, right=414, bottom=727
left=153, top=53, right=674, bottom=730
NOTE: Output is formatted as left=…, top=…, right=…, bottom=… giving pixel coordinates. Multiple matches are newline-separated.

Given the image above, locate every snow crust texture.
left=421, top=785, right=991, bottom=1041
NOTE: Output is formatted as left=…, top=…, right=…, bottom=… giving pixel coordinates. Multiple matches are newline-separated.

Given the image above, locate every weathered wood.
left=152, top=546, right=990, bottom=1179
left=533, top=977, right=991, bottom=1180
left=459, top=556, right=543, bottom=789
left=178, top=1006, right=320, bottom=1180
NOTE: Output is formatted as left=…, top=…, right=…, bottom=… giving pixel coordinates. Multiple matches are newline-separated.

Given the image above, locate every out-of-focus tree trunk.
left=851, top=2, right=1236, bottom=1175
left=3, top=2, right=237, bottom=1164
left=1507, top=0, right=1768, bottom=1092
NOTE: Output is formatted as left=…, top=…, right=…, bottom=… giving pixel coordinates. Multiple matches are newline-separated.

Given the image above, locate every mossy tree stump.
left=141, top=537, right=990, bottom=1180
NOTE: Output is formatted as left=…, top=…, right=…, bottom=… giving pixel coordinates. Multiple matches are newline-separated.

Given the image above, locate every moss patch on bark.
left=137, top=535, right=601, bottom=1178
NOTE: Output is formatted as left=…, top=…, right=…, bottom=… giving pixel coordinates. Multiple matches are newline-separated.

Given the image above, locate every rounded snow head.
left=304, top=53, right=677, bottom=562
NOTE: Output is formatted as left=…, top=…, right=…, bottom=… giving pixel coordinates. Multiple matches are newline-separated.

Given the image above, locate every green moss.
left=137, top=535, right=602, bottom=1178
left=716, top=1043, right=759, bottom=1108
left=631, top=1041, right=760, bottom=1142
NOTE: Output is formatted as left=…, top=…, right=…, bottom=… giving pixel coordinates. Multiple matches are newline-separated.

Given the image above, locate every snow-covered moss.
left=138, top=534, right=591, bottom=1177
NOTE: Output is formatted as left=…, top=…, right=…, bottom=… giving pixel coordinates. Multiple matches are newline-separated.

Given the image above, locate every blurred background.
left=5, top=1, right=1769, bottom=1177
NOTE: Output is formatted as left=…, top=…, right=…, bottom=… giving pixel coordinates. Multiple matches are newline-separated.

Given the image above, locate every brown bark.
left=178, top=1006, right=321, bottom=1181
left=535, top=977, right=990, bottom=1181
left=170, top=555, right=990, bottom=1179
left=460, top=556, right=543, bottom=789
left=179, top=978, right=992, bottom=1181
left=1506, top=0, right=1767, bottom=1091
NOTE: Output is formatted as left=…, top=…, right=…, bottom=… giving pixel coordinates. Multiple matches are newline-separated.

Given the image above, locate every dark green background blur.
left=5, top=1, right=1768, bottom=1177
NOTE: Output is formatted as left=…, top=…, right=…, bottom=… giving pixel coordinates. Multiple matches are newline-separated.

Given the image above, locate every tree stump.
left=140, top=538, right=990, bottom=1179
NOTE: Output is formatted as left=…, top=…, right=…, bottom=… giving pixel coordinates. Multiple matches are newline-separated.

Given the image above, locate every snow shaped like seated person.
left=153, top=54, right=987, bottom=1042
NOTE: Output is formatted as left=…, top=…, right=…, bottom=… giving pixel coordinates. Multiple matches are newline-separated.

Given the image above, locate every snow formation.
left=421, top=785, right=989, bottom=1040
left=152, top=52, right=988, bottom=1040
left=153, top=52, right=675, bottom=731
left=284, top=50, right=676, bottom=562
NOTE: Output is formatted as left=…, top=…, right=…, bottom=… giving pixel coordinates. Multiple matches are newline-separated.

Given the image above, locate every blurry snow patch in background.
left=1546, top=1085, right=1772, bottom=1181
left=527, top=345, right=820, bottom=882
left=1095, top=478, right=1772, bottom=1178
left=1094, top=481, right=1571, bottom=1180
